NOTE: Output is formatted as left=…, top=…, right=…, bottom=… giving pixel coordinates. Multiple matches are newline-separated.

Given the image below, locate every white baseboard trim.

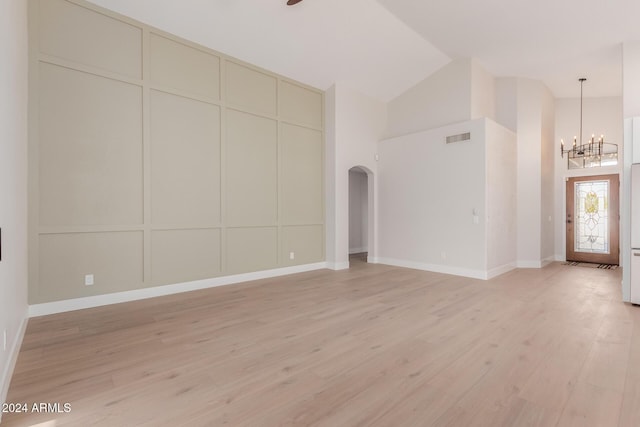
left=349, top=247, right=367, bottom=255
left=367, top=256, right=379, bottom=264
left=554, top=254, right=565, bottom=262
left=375, top=257, right=487, bottom=280
left=517, top=260, right=543, bottom=268
left=29, top=262, right=328, bottom=318
left=326, top=261, right=350, bottom=270
left=486, top=262, right=517, bottom=279
left=541, top=256, right=556, bottom=267
left=1, top=315, right=28, bottom=411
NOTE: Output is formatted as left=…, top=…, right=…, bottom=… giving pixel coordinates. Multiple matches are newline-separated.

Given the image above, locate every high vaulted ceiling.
left=88, top=0, right=640, bottom=100
left=86, top=0, right=449, bottom=102
left=378, top=0, right=640, bottom=98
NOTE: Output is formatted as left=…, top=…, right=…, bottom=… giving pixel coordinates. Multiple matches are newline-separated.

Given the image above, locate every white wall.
left=471, top=60, right=496, bottom=123
left=496, top=78, right=557, bottom=267
left=486, top=120, right=517, bottom=274
left=386, top=58, right=498, bottom=139
left=553, top=97, right=623, bottom=261
left=325, top=84, right=386, bottom=269
left=0, top=0, right=29, bottom=409
left=540, top=85, right=555, bottom=262
left=348, top=169, right=368, bottom=253
left=516, top=79, right=544, bottom=267
left=620, top=42, right=640, bottom=301
left=623, top=43, right=640, bottom=119
left=386, top=59, right=470, bottom=137
left=495, top=77, right=518, bottom=132
left=377, top=119, right=487, bottom=278
left=325, top=86, right=338, bottom=267
left=554, top=97, right=624, bottom=149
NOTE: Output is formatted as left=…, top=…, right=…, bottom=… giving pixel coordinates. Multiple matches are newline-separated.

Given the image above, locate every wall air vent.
left=446, top=132, right=471, bottom=144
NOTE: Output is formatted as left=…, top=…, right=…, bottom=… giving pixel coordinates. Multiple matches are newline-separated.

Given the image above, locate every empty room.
left=2, top=0, right=640, bottom=425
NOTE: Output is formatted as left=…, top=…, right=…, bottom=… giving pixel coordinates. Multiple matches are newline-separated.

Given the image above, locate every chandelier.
left=560, top=78, right=618, bottom=169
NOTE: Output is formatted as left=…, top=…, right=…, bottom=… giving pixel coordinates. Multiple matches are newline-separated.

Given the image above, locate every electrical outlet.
left=289, top=252, right=295, bottom=260
left=85, top=274, right=94, bottom=286
left=440, top=251, right=447, bottom=260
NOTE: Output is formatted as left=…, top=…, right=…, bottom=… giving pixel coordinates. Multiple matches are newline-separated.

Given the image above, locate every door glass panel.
left=574, top=180, right=609, bottom=254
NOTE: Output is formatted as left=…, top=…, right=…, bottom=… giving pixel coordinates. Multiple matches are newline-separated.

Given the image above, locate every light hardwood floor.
left=3, top=258, right=640, bottom=426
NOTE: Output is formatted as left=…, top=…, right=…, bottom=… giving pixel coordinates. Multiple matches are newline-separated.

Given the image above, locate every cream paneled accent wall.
left=29, top=0, right=325, bottom=303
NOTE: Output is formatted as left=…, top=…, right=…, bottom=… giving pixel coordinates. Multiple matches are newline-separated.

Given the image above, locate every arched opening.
left=348, top=166, right=374, bottom=265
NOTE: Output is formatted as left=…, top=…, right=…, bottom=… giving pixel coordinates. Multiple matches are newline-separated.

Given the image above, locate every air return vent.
left=446, top=132, right=471, bottom=144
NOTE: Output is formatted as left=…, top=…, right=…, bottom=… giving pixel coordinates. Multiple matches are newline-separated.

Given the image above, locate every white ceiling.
left=87, top=0, right=640, bottom=100
left=378, top=0, right=640, bottom=98
left=86, top=0, right=449, bottom=102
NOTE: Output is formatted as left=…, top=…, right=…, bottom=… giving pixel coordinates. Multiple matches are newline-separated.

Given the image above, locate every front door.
left=566, top=174, right=619, bottom=264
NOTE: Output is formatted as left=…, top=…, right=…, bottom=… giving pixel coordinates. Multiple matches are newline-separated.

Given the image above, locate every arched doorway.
left=348, top=166, right=373, bottom=264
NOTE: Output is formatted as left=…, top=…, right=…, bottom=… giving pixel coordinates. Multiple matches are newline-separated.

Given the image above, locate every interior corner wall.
left=386, top=59, right=471, bottom=138
left=495, top=77, right=518, bottom=132
left=471, top=60, right=496, bottom=122
left=497, top=78, right=559, bottom=267
left=29, top=0, right=325, bottom=305
left=325, top=85, right=338, bottom=266
left=540, top=86, right=555, bottom=262
left=485, top=120, right=517, bottom=273
left=326, top=84, right=386, bottom=269
left=0, top=0, right=29, bottom=408
left=516, top=79, right=543, bottom=267
left=378, top=119, right=487, bottom=278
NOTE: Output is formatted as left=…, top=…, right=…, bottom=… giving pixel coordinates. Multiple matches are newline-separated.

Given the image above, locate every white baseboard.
left=517, top=257, right=558, bottom=268
left=375, top=257, right=487, bottom=280
left=554, top=254, right=565, bottom=262
left=29, top=262, right=328, bottom=318
left=326, top=261, right=350, bottom=270
left=367, top=256, right=379, bottom=264
left=517, top=260, right=543, bottom=268
left=1, top=315, right=28, bottom=411
left=486, top=262, right=516, bottom=279
left=349, top=247, right=367, bottom=254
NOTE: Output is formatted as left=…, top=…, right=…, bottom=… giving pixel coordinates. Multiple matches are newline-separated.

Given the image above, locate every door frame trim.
left=565, top=174, right=620, bottom=265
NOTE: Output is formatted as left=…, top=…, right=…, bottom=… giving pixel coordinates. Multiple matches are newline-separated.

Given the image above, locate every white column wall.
left=516, top=79, right=544, bottom=267
left=540, top=85, right=555, bottom=263
left=495, top=77, right=518, bottom=132
left=486, top=120, right=517, bottom=275
left=471, top=59, right=496, bottom=123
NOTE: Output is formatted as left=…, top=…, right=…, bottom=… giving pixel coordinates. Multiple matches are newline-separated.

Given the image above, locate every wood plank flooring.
left=3, top=258, right=639, bottom=426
